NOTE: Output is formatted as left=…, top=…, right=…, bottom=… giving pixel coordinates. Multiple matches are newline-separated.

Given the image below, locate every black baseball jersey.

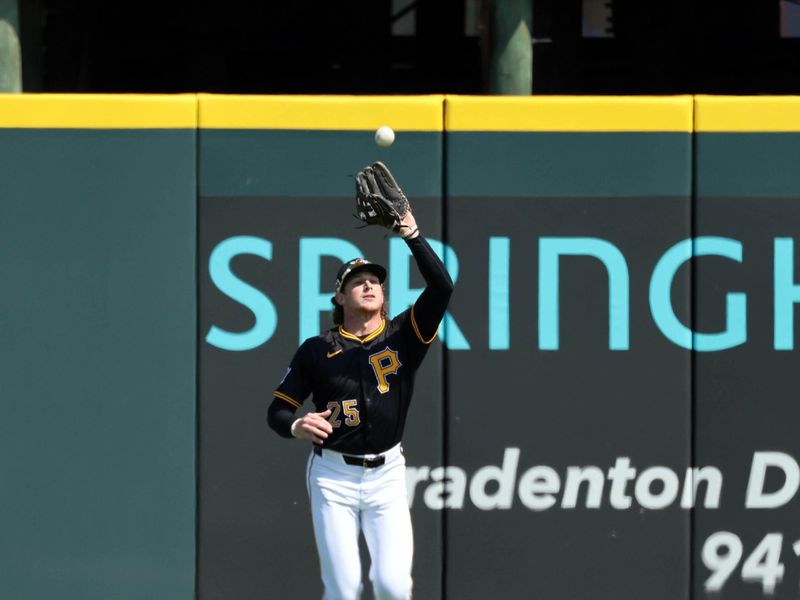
left=268, top=236, right=453, bottom=455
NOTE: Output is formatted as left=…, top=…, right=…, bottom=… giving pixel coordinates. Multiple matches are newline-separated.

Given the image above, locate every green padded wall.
left=0, top=95, right=197, bottom=600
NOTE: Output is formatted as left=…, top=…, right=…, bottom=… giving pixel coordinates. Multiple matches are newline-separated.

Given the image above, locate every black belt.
left=313, top=445, right=386, bottom=468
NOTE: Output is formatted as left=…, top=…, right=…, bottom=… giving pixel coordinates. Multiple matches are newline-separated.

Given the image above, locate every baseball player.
left=267, top=162, right=453, bottom=600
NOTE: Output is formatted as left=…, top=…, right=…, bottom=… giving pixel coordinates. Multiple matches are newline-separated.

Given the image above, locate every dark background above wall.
left=18, top=0, right=800, bottom=95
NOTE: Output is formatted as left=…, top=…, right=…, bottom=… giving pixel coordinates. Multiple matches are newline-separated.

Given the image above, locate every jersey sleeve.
left=275, top=339, right=314, bottom=407
left=268, top=340, right=315, bottom=438
left=405, top=235, right=454, bottom=344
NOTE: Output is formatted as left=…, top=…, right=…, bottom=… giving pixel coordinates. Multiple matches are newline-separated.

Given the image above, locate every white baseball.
left=374, top=126, right=395, bottom=147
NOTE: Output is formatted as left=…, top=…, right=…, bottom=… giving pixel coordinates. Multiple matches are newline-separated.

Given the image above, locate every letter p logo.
left=369, top=347, right=402, bottom=394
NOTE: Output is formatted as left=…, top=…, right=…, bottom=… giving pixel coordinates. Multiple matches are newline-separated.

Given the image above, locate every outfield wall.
left=2, top=94, right=799, bottom=600
left=0, top=95, right=197, bottom=600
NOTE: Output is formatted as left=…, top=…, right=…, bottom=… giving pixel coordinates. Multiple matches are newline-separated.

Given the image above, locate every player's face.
left=337, top=272, right=384, bottom=317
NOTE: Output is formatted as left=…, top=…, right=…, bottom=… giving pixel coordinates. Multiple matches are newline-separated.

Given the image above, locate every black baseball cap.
left=335, top=258, right=387, bottom=293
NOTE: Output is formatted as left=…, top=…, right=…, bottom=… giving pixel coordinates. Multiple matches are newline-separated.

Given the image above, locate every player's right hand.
left=292, top=409, right=334, bottom=444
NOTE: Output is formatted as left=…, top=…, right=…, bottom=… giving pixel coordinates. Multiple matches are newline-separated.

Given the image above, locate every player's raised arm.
left=404, top=232, right=453, bottom=343
left=354, top=162, right=453, bottom=342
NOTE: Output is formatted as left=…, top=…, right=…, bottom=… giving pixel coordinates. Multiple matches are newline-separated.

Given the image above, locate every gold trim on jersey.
left=410, top=304, right=438, bottom=344
left=274, top=391, right=301, bottom=408
left=338, top=319, right=386, bottom=344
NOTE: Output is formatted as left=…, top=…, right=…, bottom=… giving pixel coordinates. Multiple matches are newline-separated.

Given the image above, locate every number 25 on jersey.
left=327, top=400, right=361, bottom=428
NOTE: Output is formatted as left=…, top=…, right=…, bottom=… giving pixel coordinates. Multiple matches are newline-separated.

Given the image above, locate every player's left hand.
left=398, top=209, right=419, bottom=239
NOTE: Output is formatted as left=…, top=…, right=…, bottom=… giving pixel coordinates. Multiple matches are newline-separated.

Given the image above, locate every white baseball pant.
left=306, top=443, right=413, bottom=600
